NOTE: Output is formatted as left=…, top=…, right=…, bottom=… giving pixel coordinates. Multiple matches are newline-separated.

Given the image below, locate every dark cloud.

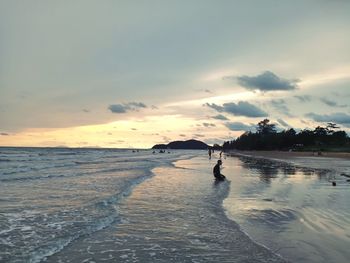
left=179, top=134, right=186, bottom=137
left=212, top=114, right=229, bottom=121
left=128, top=102, right=147, bottom=108
left=202, top=122, right=216, bottom=127
left=108, top=102, right=147, bottom=113
left=277, top=118, right=290, bottom=128
left=270, top=99, right=291, bottom=116
left=1, top=132, right=9, bottom=136
left=294, top=95, right=312, bottom=102
left=320, top=98, right=347, bottom=108
left=225, top=122, right=255, bottom=131
left=236, top=71, right=298, bottom=92
left=82, top=109, right=90, bottom=113
left=108, top=104, right=127, bottom=113
left=306, top=112, right=350, bottom=126
left=205, top=101, right=268, bottom=118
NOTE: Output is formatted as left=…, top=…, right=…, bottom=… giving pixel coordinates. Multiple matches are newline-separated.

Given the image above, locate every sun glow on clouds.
left=0, top=115, right=211, bottom=148
left=165, top=91, right=256, bottom=107
left=299, top=65, right=350, bottom=88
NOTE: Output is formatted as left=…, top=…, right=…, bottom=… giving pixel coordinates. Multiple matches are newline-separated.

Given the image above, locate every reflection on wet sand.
left=223, top=154, right=350, bottom=263
left=236, top=155, right=332, bottom=183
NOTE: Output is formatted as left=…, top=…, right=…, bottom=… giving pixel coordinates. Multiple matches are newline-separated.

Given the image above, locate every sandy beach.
left=226, top=150, right=350, bottom=161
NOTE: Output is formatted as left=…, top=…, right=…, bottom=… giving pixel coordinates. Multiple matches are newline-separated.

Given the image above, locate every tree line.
left=222, top=119, right=350, bottom=152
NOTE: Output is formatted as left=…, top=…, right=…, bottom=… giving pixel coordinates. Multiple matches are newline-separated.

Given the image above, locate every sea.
left=0, top=147, right=349, bottom=262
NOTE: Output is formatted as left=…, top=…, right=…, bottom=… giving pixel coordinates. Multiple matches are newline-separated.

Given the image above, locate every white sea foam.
left=0, top=147, right=196, bottom=262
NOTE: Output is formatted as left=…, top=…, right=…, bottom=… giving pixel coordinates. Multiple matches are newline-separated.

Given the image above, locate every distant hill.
left=152, top=139, right=209, bottom=150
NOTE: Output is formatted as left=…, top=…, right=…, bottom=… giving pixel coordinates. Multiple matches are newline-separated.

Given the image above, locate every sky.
left=1, top=0, right=350, bottom=148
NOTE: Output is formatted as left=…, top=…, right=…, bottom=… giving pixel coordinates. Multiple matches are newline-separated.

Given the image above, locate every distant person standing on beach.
left=208, top=148, right=212, bottom=159
left=213, top=160, right=225, bottom=180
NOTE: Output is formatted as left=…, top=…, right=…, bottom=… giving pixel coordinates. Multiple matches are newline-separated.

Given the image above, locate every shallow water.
left=0, top=148, right=284, bottom=263
left=0, top=147, right=196, bottom=262
left=1, top=147, right=348, bottom=262
left=223, top=155, right=350, bottom=263
left=45, top=156, right=284, bottom=263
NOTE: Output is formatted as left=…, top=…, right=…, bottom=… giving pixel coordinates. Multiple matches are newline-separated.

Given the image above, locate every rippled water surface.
left=2, top=147, right=348, bottom=263
left=0, top=147, right=195, bottom=262
left=1, top=148, right=285, bottom=263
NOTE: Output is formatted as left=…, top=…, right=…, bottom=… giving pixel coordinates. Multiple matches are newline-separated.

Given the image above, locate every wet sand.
left=226, top=150, right=350, bottom=161
left=222, top=151, right=350, bottom=263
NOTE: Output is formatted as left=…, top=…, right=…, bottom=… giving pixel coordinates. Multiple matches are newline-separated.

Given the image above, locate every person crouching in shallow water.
left=213, top=160, right=226, bottom=181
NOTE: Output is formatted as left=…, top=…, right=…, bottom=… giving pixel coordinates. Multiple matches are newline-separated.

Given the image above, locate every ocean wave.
left=0, top=158, right=12, bottom=162
left=0, top=162, right=77, bottom=177
left=0, top=165, right=146, bottom=182
left=25, top=172, right=155, bottom=262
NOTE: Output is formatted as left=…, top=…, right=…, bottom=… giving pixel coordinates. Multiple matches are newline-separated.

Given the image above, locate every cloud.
left=108, top=104, right=128, bottom=113
left=202, top=122, right=216, bottom=127
left=205, top=101, right=268, bottom=118
left=128, top=102, right=147, bottom=108
left=1, top=132, right=9, bottom=136
left=320, top=98, right=347, bottom=108
left=306, top=112, right=350, bottom=125
left=294, top=95, right=312, bottom=102
left=212, top=114, right=229, bottom=121
left=236, top=71, right=298, bottom=92
left=108, top=102, right=147, bottom=113
left=225, top=122, right=255, bottom=131
left=193, top=133, right=205, bottom=138
left=270, top=99, right=291, bottom=116
left=277, top=118, right=290, bottom=128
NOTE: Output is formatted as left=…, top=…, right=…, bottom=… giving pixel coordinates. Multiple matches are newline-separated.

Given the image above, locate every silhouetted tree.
left=257, top=119, right=276, bottom=135
left=222, top=119, right=349, bottom=151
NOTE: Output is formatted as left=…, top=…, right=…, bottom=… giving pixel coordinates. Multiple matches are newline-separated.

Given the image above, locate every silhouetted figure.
left=208, top=148, right=212, bottom=159
left=332, top=181, right=336, bottom=186
left=219, top=151, right=223, bottom=159
left=213, top=160, right=225, bottom=181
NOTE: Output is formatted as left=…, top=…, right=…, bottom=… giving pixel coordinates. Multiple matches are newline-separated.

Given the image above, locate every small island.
left=152, top=139, right=209, bottom=150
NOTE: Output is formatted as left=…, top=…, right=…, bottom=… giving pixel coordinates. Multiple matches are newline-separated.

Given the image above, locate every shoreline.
left=225, top=150, right=350, bottom=178
left=225, top=150, right=350, bottom=160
